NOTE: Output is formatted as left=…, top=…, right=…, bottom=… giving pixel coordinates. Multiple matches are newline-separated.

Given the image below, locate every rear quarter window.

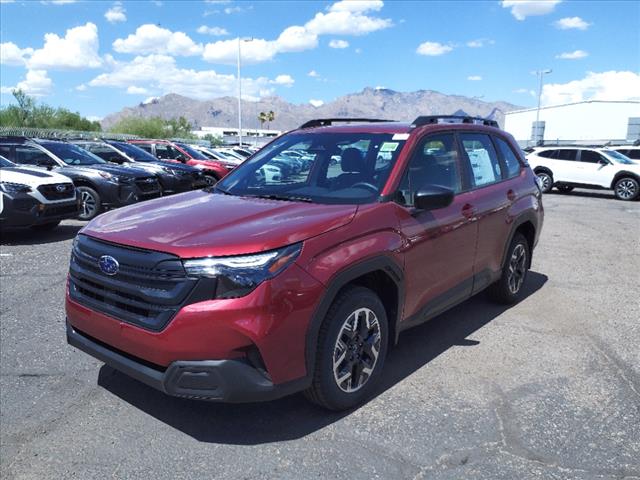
left=494, top=137, right=521, bottom=178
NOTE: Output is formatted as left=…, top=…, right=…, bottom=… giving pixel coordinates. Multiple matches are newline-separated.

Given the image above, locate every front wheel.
left=613, top=177, right=639, bottom=201
left=536, top=172, right=553, bottom=193
left=76, top=186, right=101, bottom=221
left=203, top=174, right=218, bottom=187
left=305, top=286, right=388, bottom=411
left=488, top=233, right=530, bottom=304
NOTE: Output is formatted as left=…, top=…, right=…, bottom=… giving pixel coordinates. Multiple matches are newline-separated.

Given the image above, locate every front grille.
left=44, top=203, right=78, bottom=217
left=68, top=235, right=213, bottom=331
left=135, top=177, right=160, bottom=193
left=38, top=183, right=75, bottom=200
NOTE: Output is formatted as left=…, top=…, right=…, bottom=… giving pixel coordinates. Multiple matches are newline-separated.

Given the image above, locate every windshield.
left=110, top=141, right=159, bottom=162
left=216, top=132, right=407, bottom=205
left=604, top=150, right=635, bottom=165
left=41, top=142, right=105, bottom=165
left=0, top=155, right=15, bottom=168
left=176, top=143, right=209, bottom=160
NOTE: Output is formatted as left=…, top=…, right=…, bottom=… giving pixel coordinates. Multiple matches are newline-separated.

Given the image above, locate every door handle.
left=507, top=189, right=516, bottom=201
left=461, top=203, right=476, bottom=219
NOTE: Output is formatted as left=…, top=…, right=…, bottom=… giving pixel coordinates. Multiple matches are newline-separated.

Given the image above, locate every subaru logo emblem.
left=55, top=184, right=66, bottom=192
left=98, top=255, right=119, bottom=276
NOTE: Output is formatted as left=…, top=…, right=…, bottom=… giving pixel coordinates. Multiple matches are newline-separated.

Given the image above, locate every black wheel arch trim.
left=501, top=211, right=538, bottom=271
left=610, top=171, right=640, bottom=189
left=304, top=254, right=405, bottom=381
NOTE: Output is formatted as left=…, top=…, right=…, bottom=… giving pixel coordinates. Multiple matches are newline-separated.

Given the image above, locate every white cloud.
left=105, top=2, right=126, bottom=23
left=329, top=0, right=383, bottom=12
left=554, top=16, right=591, bottom=30
left=272, top=74, right=294, bottom=86
left=306, top=4, right=392, bottom=35
left=276, top=26, right=318, bottom=52
left=28, top=22, right=102, bottom=70
left=309, top=99, right=324, bottom=107
left=75, top=84, right=87, bottom=91
left=86, top=115, right=103, bottom=122
left=416, top=41, right=453, bottom=56
left=555, top=49, right=588, bottom=59
left=541, top=71, right=640, bottom=106
left=126, top=85, right=149, bottom=94
left=1, top=69, right=53, bottom=97
left=514, top=88, right=536, bottom=97
left=467, top=75, right=482, bottom=81
left=88, top=54, right=284, bottom=100
left=466, top=38, right=494, bottom=48
left=40, top=0, right=77, bottom=4
left=203, top=38, right=278, bottom=64
left=308, top=70, right=319, bottom=77
left=113, top=24, right=203, bottom=56
left=0, top=42, right=34, bottom=66
left=501, top=0, right=561, bottom=21
left=197, top=25, right=229, bottom=36
left=329, top=39, right=349, bottom=49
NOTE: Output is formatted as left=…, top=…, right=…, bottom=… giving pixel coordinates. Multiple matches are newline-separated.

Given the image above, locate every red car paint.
left=127, top=139, right=230, bottom=180
left=67, top=120, right=544, bottom=402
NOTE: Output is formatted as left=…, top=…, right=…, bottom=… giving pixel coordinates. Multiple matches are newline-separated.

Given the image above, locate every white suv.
left=526, top=147, right=640, bottom=201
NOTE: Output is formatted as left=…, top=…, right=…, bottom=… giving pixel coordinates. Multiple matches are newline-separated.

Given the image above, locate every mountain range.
left=101, top=87, right=524, bottom=132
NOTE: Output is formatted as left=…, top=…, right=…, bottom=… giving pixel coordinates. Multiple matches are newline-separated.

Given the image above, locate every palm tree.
left=258, top=111, right=268, bottom=129
left=266, top=110, right=275, bottom=130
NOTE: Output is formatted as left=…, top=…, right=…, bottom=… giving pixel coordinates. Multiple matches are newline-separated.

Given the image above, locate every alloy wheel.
left=80, top=190, right=97, bottom=219
left=332, top=307, right=382, bottom=393
left=507, top=244, right=527, bottom=294
left=615, top=179, right=637, bottom=200
left=537, top=173, right=551, bottom=192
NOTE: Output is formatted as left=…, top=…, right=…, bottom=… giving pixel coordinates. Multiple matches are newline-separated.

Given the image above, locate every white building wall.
left=504, top=101, right=640, bottom=144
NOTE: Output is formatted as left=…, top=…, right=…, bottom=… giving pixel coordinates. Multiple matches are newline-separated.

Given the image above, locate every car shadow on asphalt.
left=0, top=223, right=82, bottom=245
left=550, top=190, right=616, bottom=200
left=97, top=271, right=548, bottom=445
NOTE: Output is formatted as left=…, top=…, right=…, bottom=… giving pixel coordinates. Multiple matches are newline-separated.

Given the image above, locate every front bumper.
left=67, top=322, right=306, bottom=402
left=0, top=194, right=79, bottom=227
left=100, top=181, right=161, bottom=208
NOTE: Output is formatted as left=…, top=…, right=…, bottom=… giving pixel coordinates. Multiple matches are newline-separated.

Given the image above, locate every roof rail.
left=299, top=118, right=393, bottom=129
left=411, top=115, right=499, bottom=128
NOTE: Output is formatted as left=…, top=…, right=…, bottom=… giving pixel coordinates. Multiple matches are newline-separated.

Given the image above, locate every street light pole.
left=237, top=37, right=243, bottom=147
left=533, top=69, right=552, bottom=144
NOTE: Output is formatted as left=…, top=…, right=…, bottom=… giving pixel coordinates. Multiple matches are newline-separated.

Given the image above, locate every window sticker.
left=380, top=142, right=399, bottom=152
left=392, top=133, right=410, bottom=141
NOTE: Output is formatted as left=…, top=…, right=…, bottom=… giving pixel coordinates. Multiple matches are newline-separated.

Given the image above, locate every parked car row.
left=526, top=146, right=640, bottom=201
left=0, top=136, right=259, bottom=229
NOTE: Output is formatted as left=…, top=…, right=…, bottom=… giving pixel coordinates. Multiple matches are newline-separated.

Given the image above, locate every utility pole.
left=533, top=69, right=552, bottom=144
left=237, top=37, right=242, bottom=147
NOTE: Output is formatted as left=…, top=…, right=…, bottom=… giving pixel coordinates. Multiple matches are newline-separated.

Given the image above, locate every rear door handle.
left=507, top=189, right=516, bottom=201
left=461, top=203, right=476, bottom=219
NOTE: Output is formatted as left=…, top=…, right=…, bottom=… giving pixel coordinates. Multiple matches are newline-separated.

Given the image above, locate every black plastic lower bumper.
left=0, top=195, right=78, bottom=227
left=66, top=322, right=307, bottom=403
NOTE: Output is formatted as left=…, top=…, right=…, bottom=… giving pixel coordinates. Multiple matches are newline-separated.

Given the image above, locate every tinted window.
left=155, top=144, right=185, bottom=160
left=495, top=137, right=521, bottom=178
left=0, top=145, right=13, bottom=160
left=397, top=134, right=461, bottom=206
left=109, top=142, right=157, bottom=162
left=460, top=133, right=502, bottom=187
left=617, top=149, right=640, bottom=160
left=83, top=144, right=122, bottom=161
left=40, top=142, right=105, bottom=165
left=556, top=149, right=577, bottom=161
left=537, top=150, right=557, bottom=159
left=15, top=146, right=53, bottom=165
left=580, top=150, right=605, bottom=163
left=175, top=143, right=209, bottom=160
left=133, top=143, right=153, bottom=154
left=0, top=155, right=15, bottom=168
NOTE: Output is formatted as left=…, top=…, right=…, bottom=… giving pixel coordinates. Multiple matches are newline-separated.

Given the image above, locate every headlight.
left=183, top=243, right=302, bottom=298
left=162, top=167, right=178, bottom=175
left=193, top=164, right=206, bottom=170
left=0, top=182, right=32, bottom=194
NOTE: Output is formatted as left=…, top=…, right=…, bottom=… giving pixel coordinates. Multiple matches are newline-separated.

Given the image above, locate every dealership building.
left=504, top=100, right=640, bottom=147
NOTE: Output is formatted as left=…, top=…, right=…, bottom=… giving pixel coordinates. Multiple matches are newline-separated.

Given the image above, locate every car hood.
left=62, top=164, right=153, bottom=178
left=82, top=191, right=358, bottom=258
left=0, top=167, right=73, bottom=187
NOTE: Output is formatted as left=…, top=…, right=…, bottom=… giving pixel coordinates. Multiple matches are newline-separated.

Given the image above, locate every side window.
left=580, top=150, right=605, bottom=163
left=0, top=145, right=13, bottom=160
left=154, top=144, right=173, bottom=159
left=15, top=146, right=52, bottom=165
left=495, top=137, right=522, bottom=178
left=556, top=149, right=577, bottom=161
left=167, top=146, right=186, bottom=160
left=397, top=133, right=461, bottom=207
left=626, top=150, right=640, bottom=160
left=85, top=145, right=114, bottom=161
left=537, top=150, right=557, bottom=159
left=135, top=144, right=153, bottom=154
left=460, top=133, right=502, bottom=188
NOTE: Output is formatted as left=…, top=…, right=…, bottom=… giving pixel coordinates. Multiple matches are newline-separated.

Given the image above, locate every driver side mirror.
left=598, top=158, right=610, bottom=166
left=414, top=186, right=454, bottom=211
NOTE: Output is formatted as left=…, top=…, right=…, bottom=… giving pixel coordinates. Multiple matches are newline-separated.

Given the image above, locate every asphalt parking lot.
left=1, top=189, right=639, bottom=480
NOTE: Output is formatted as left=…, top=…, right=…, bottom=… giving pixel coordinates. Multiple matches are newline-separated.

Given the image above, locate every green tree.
left=109, top=116, right=197, bottom=139
left=258, top=111, right=268, bottom=129
left=266, top=110, right=275, bottom=129
left=202, top=133, right=223, bottom=146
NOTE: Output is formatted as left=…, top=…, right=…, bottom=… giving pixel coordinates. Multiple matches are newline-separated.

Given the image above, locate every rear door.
left=458, top=133, right=514, bottom=290
left=395, top=132, right=478, bottom=320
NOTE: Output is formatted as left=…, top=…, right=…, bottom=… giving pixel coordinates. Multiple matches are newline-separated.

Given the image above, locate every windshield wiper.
left=252, top=193, right=314, bottom=203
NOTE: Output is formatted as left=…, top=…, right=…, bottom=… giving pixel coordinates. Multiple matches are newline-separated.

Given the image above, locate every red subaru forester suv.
left=66, top=116, right=543, bottom=410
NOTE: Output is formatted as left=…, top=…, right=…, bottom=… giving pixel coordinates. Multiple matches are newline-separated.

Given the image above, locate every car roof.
left=296, top=122, right=412, bottom=134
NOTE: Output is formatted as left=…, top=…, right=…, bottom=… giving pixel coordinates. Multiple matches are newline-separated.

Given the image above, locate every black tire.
left=613, top=177, right=639, bottom=201
left=76, top=186, right=101, bottom=220
left=304, top=286, right=388, bottom=411
left=557, top=185, right=574, bottom=193
left=203, top=174, right=218, bottom=187
left=488, top=233, right=530, bottom=304
left=536, top=171, right=553, bottom=193
left=30, top=221, right=60, bottom=231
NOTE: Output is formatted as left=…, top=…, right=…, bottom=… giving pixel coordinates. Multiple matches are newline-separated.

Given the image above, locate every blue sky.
left=1, top=0, right=638, bottom=120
